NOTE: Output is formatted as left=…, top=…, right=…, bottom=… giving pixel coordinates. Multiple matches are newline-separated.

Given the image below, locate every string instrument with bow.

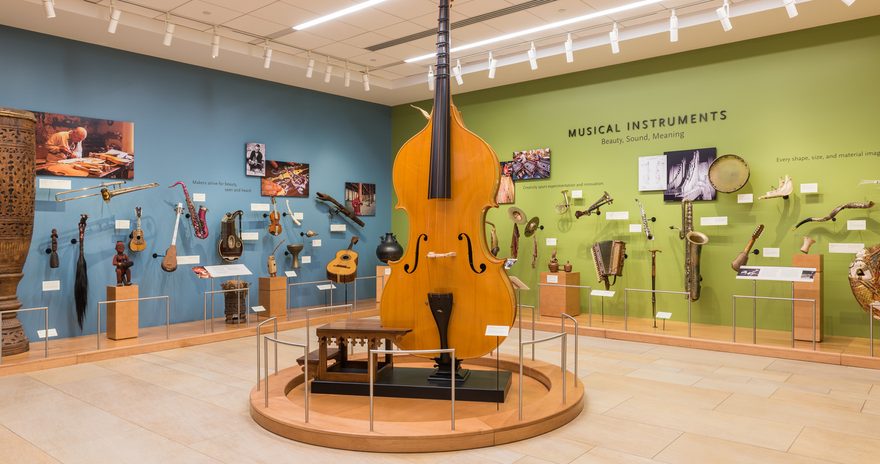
left=327, top=236, right=359, bottom=283
left=380, top=0, right=515, bottom=374
left=268, top=196, right=282, bottom=236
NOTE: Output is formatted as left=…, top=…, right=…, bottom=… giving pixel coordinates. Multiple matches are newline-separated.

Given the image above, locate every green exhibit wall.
left=390, top=16, right=880, bottom=338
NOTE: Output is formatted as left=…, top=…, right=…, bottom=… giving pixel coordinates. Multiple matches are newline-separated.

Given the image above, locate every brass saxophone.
left=674, top=200, right=708, bottom=301
left=170, top=181, right=208, bottom=239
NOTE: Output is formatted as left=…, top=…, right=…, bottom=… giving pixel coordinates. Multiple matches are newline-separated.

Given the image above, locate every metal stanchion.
left=622, top=288, right=689, bottom=333
left=256, top=317, right=278, bottom=390
left=96, top=295, right=171, bottom=349
left=0, top=307, right=50, bottom=365
left=203, top=287, right=248, bottom=333
left=263, top=336, right=309, bottom=422
left=561, top=313, right=578, bottom=384
left=519, top=331, right=567, bottom=420
left=732, top=294, right=816, bottom=349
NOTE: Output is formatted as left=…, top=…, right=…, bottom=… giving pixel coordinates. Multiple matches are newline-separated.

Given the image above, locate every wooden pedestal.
left=259, top=276, right=286, bottom=318
left=793, top=254, right=823, bottom=342
left=376, top=266, right=390, bottom=302
left=106, top=284, right=138, bottom=340
left=539, top=272, right=580, bottom=317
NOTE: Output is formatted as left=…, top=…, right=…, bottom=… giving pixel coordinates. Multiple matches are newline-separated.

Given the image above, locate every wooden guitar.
left=129, top=206, right=146, bottom=252
left=326, top=236, right=359, bottom=283
left=268, top=196, right=282, bottom=236
left=161, top=203, right=183, bottom=272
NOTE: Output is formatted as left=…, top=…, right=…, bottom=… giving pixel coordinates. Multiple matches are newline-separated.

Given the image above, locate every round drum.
left=708, top=154, right=750, bottom=193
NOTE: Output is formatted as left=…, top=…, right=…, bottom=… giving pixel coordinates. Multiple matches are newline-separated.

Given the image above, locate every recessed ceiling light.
left=293, top=0, right=388, bottom=31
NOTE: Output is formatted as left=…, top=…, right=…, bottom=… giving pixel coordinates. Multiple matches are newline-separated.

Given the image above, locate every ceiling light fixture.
left=263, top=41, right=272, bottom=69
left=345, top=62, right=351, bottom=87
left=488, top=53, right=497, bottom=79
left=453, top=59, right=463, bottom=85
left=783, top=0, right=798, bottom=18
left=163, top=16, right=175, bottom=46
left=670, top=9, right=679, bottom=42
left=363, top=71, right=371, bottom=92
left=428, top=65, right=435, bottom=90
left=564, top=34, right=574, bottom=63
left=43, top=0, right=55, bottom=19
left=404, top=0, right=663, bottom=63
left=841, top=0, right=855, bottom=5
left=716, top=0, right=733, bottom=32
left=306, top=53, right=315, bottom=78
left=610, top=23, right=620, bottom=54
left=293, top=0, right=388, bottom=31
left=324, top=60, right=334, bottom=83
left=527, top=42, right=538, bottom=70
left=108, top=2, right=121, bottom=34
left=211, top=29, right=220, bottom=59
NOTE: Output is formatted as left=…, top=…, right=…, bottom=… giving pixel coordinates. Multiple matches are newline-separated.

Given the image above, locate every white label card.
left=251, top=203, right=270, bottom=212
left=736, top=265, right=816, bottom=282
left=114, top=219, right=130, bottom=230
left=284, top=270, right=298, bottom=278
left=316, top=283, right=336, bottom=291
left=251, top=305, right=266, bottom=313
left=800, top=183, right=819, bottom=194
left=737, top=194, right=754, bottom=204
left=42, top=280, right=60, bottom=291
left=312, top=239, right=322, bottom=247
left=701, top=216, right=728, bottom=226
left=38, top=178, right=72, bottom=190
left=293, top=212, right=304, bottom=220
left=606, top=211, right=629, bottom=221
left=591, top=289, right=615, bottom=297
left=829, top=243, right=865, bottom=254
left=763, top=248, right=780, bottom=258
left=546, top=238, right=557, bottom=246
left=384, top=267, right=391, bottom=275
left=330, top=224, right=347, bottom=232
left=848, top=220, right=867, bottom=231
left=656, top=312, right=672, bottom=320
left=546, top=275, right=559, bottom=284
left=485, top=325, right=510, bottom=337
left=241, top=232, right=259, bottom=241
left=37, top=328, right=58, bottom=339
left=571, top=190, right=583, bottom=199
left=203, top=264, right=252, bottom=278
left=193, top=193, right=206, bottom=202
left=177, top=255, right=200, bottom=265
left=629, top=224, right=642, bottom=233
left=301, top=256, right=311, bottom=264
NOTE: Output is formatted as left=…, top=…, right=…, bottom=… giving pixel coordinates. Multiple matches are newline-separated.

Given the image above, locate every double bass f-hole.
left=458, top=233, right=486, bottom=274
left=403, top=234, right=428, bottom=274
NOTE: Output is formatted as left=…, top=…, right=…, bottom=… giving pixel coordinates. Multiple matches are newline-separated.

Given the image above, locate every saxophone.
left=170, top=181, right=208, bottom=239
left=676, top=200, right=708, bottom=301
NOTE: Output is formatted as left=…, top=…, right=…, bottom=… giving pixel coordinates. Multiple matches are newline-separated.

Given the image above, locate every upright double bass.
left=380, top=0, right=515, bottom=371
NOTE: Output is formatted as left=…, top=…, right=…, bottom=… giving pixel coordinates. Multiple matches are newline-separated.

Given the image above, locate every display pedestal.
left=259, top=276, right=286, bottom=318
left=539, top=272, right=580, bottom=317
left=106, top=284, right=139, bottom=340
left=376, top=265, right=390, bottom=302
left=792, top=254, right=823, bottom=342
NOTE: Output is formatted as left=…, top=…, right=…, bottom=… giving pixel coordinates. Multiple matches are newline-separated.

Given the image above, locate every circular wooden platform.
left=249, top=354, right=584, bottom=452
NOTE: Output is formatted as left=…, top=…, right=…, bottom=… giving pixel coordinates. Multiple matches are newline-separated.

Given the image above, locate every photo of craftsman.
left=261, top=160, right=310, bottom=197
left=33, top=111, right=135, bottom=179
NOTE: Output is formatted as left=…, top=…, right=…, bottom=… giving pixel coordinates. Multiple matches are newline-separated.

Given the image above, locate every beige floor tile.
left=767, top=359, right=880, bottom=385
left=771, top=387, right=866, bottom=412
left=582, top=386, right=632, bottom=414
left=501, top=435, right=592, bottom=464
left=0, top=425, right=60, bottom=463
left=553, top=411, right=681, bottom=458
left=863, top=399, right=880, bottom=415
left=789, top=426, right=880, bottom=464
left=570, top=447, right=658, bottom=464
left=45, top=427, right=220, bottom=464
left=714, top=365, right=792, bottom=383
left=692, top=376, right=779, bottom=398
left=512, top=456, right=558, bottom=464
left=655, top=433, right=827, bottom=464
left=584, top=372, right=729, bottom=410
left=625, top=367, right=703, bottom=386
left=26, top=362, right=117, bottom=386
left=785, top=373, right=874, bottom=395
left=646, top=346, right=774, bottom=371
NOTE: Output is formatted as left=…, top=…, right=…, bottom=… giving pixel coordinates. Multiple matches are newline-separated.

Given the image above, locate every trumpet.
left=55, top=181, right=159, bottom=203
left=575, top=191, right=613, bottom=218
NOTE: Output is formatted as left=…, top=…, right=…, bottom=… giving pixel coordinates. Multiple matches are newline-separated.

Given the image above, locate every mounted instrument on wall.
left=218, top=210, right=244, bottom=262
left=129, top=207, right=146, bottom=252
left=635, top=198, right=655, bottom=240
left=758, top=175, right=793, bottom=200
left=301, top=230, right=319, bottom=238
left=170, top=181, right=208, bottom=239
left=315, top=192, right=365, bottom=227
left=794, top=201, right=874, bottom=229
left=555, top=189, right=571, bottom=214
left=524, top=216, right=541, bottom=269
left=485, top=221, right=500, bottom=257
left=508, top=207, right=526, bottom=260
left=800, top=236, right=816, bottom=254
left=161, top=203, right=183, bottom=272
left=49, top=229, right=59, bottom=268
left=575, top=191, right=613, bottom=218
left=671, top=200, right=709, bottom=301
left=55, top=181, right=158, bottom=203
left=286, top=244, right=304, bottom=269
left=268, top=196, right=282, bottom=236
left=708, top=154, right=750, bottom=193
left=591, top=240, right=626, bottom=290
left=380, top=0, right=516, bottom=379
left=268, top=239, right=285, bottom=277
left=285, top=199, right=301, bottom=226
left=848, top=244, right=880, bottom=320
left=649, top=249, right=661, bottom=328
left=327, top=236, right=359, bottom=283
left=731, top=224, right=764, bottom=272
left=74, top=214, right=88, bottom=330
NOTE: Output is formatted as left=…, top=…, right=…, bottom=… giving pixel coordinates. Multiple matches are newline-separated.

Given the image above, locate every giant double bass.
left=380, top=0, right=515, bottom=372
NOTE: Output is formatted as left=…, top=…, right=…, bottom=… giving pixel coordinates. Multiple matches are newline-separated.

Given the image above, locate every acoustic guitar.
left=129, top=206, right=146, bottom=252
left=326, top=236, right=359, bottom=283
left=268, top=196, right=282, bottom=236
left=161, top=203, right=183, bottom=272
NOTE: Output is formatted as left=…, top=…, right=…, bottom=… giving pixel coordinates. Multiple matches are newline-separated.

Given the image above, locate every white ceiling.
left=2, top=0, right=878, bottom=106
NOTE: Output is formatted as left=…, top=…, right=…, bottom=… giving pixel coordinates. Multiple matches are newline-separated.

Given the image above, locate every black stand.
left=427, top=293, right=470, bottom=384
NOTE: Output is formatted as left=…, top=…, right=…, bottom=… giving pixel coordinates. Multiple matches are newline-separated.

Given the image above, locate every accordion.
left=591, top=240, right=626, bottom=290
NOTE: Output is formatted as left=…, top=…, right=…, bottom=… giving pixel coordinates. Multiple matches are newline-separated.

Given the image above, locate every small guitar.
left=129, top=206, right=146, bottom=252
left=326, top=236, right=359, bottom=283
left=268, top=196, right=282, bottom=236
left=161, top=203, right=183, bottom=272
left=731, top=224, right=764, bottom=272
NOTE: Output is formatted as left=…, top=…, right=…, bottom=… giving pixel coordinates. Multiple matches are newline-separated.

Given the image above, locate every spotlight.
left=306, top=56, right=315, bottom=78
left=487, top=53, right=497, bottom=79
left=211, top=31, right=220, bottom=59
left=43, top=0, right=55, bottom=19
left=564, top=34, right=573, bottom=63
left=670, top=10, right=679, bottom=42
left=428, top=65, right=435, bottom=90
left=841, top=0, right=855, bottom=5
left=527, top=42, right=538, bottom=70
left=363, top=73, right=371, bottom=92
left=324, top=63, right=333, bottom=83
left=263, top=44, right=272, bottom=69
left=716, top=0, right=733, bottom=32
left=108, top=5, right=121, bottom=34
left=610, top=23, right=620, bottom=54
left=784, top=0, right=798, bottom=18
left=163, top=21, right=175, bottom=47
left=453, top=59, right=463, bottom=85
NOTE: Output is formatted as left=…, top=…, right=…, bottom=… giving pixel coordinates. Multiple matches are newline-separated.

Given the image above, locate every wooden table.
left=315, top=320, right=411, bottom=383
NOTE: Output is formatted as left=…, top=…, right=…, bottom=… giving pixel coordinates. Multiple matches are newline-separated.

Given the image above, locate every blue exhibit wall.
left=0, top=25, right=392, bottom=340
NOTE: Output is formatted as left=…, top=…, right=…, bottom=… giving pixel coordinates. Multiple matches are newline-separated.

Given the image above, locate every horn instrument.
left=794, top=201, right=874, bottom=229
left=674, top=200, right=708, bottom=301
left=800, top=236, right=816, bottom=254
left=170, top=181, right=209, bottom=239
left=731, top=224, right=764, bottom=272
left=575, top=191, right=613, bottom=218
left=55, top=181, right=159, bottom=203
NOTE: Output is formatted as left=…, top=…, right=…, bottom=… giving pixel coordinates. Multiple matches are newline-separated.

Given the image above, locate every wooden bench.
left=297, top=347, right=341, bottom=367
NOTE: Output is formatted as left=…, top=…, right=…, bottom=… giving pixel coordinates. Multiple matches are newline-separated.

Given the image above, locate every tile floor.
left=1, top=325, right=879, bottom=464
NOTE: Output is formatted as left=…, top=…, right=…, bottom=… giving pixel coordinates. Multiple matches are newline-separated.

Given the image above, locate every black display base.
left=310, top=366, right=511, bottom=403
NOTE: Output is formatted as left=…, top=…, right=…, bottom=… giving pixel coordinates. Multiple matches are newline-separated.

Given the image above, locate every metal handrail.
left=519, top=331, right=567, bottom=420
left=732, top=293, right=816, bottom=350
left=623, top=287, right=691, bottom=335
left=263, top=336, right=309, bottom=423
left=352, top=274, right=379, bottom=313
left=368, top=348, right=456, bottom=432
left=203, top=287, right=249, bottom=333
left=560, top=313, right=578, bottom=384
left=256, top=317, right=278, bottom=390
left=517, top=303, right=537, bottom=360
left=96, top=295, right=170, bottom=349
left=0, top=306, right=49, bottom=364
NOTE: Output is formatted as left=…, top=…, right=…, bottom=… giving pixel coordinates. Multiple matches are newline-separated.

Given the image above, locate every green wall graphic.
left=391, top=17, right=880, bottom=338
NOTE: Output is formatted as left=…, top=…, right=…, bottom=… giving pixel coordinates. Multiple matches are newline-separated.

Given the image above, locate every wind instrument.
left=731, top=224, right=764, bottom=272
left=672, top=200, right=709, bottom=301
left=649, top=249, right=661, bottom=327
left=794, top=201, right=874, bottom=229
left=591, top=240, right=626, bottom=290
left=575, top=191, right=613, bottom=218
left=316, top=192, right=365, bottom=227
left=758, top=175, right=793, bottom=200
left=555, top=189, right=571, bottom=214
left=170, top=181, right=208, bottom=239
left=635, top=198, right=654, bottom=240
left=55, top=181, right=158, bottom=203
left=800, top=236, right=816, bottom=254
left=161, top=203, right=183, bottom=272
left=285, top=199, right=302, bottom=226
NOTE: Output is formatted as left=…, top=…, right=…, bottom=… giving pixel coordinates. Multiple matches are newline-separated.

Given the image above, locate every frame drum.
left=708, top=154, right=750, bottom=193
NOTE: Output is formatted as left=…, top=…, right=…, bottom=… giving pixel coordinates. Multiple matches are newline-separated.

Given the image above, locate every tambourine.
left=708, top=154, right=750, bottom=193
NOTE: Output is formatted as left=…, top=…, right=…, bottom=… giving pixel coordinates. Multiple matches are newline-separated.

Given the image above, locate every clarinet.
left=635, top=198, right=653, bottom=240
left=170, top=181, right=208, bottom=239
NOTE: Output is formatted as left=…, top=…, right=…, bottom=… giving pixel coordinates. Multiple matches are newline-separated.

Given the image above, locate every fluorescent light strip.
left=784, top=0, right=798, bottom=18
left=293, top=0, right=388, bottom=31
left=404, top=0, right=663, bottom=63
left=669, top=10, right=679, bottom=42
